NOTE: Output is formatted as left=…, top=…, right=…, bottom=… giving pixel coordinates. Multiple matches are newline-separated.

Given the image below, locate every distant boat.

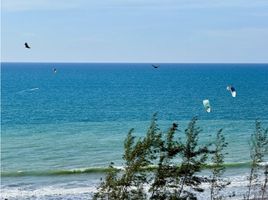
left=152, top=64, right=160, bottom=68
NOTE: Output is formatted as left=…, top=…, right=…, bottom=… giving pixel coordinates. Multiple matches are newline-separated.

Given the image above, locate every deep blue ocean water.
left=1, top=63, right=268, bottom=199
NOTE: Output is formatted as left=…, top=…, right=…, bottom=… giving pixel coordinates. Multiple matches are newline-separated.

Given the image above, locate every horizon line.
left=1, top=61, right=268, bottom=65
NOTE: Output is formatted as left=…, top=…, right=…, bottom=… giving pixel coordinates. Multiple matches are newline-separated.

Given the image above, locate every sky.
left=1, top=0, right=268, bottom=63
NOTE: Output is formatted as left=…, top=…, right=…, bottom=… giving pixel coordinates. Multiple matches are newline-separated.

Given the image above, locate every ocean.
left=1, top=63, right=268, bottom=199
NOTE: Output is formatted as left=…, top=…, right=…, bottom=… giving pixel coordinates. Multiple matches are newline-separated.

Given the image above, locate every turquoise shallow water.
left=1, top=63, right=268, bottom=199
left=2, top=120, right=267, bottom=174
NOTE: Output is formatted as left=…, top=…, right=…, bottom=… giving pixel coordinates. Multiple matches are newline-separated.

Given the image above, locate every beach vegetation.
left=245, top=120, right=268, bottom=200
left=262, top=165, right=268, bottom=200
left=94, top=116, right=268, bottom=200
left=94, top=115, right=223, bottom=200
left=94, top=114, right=161, bottom=200
left=174, top=117, right=212, bottom=199
left=149, top=122, right=183, bottom=199
left=209, top=129, right=230, bottom=200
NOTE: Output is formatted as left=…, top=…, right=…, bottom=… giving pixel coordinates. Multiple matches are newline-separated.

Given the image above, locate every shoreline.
left=1, top=169, right=266, bottom=200
left=1, top=161, right=261, bottom=178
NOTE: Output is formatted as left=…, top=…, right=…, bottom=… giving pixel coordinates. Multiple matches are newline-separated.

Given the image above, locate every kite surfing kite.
left=227, top=85, right=236, bottom=97
left=203, top=99, right=211, bottom=113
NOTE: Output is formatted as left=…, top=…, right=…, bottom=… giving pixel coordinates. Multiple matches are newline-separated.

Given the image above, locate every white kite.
left=203, top=99, right=211, bottom=113
left=227, top=85, right=236, bottom=97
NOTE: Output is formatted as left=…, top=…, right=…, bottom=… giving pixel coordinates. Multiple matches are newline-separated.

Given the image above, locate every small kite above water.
left=24, top=42, right=31, bottom=49
left=203, top=99, right=211, bottom=113
left=227, top=85, right=236, bottom=97
left=152, top=64, right=160, bottom=68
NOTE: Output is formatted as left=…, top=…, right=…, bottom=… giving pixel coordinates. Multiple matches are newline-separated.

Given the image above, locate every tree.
left=246, top=121, right=268, bottom=200
left=94, top=116, right=225, bottom=200
left=261, top=165, right=268, bottom=200
left=93, top=162, right=119, bottom=200
left=210, top=129, right=229, bottom=200
left=150, top=122, right=183, bottom=200
left=150, top=118, right=215, bottom=200
left=176, top=117, right=212, bottom=200
left=94, top=114, right=161, bottom=200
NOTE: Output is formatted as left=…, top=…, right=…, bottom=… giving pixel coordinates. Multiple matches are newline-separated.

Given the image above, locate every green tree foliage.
left=93, top=162, right=119, bottom=200
left=262, top=165, right=268, bottom=200
left=176, top=117, right=212, bottom=200
left=210, top=129, right=229, bottom=200
left=94, top=114, right=161, bottom=200
left=150, top=118, right=214, bottom=200
left=150, top=122, right=183, bottom=200
left=246, top=120, right=268, bottom=200
left=94, top=116, right=225, bottom=200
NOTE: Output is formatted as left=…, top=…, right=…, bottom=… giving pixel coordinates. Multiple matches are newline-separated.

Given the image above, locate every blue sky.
left=1, top=0, right=268, bottom=63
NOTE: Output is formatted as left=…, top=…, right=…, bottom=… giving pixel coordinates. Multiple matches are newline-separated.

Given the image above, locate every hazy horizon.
left=1, top=61, right=268, bottom=64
